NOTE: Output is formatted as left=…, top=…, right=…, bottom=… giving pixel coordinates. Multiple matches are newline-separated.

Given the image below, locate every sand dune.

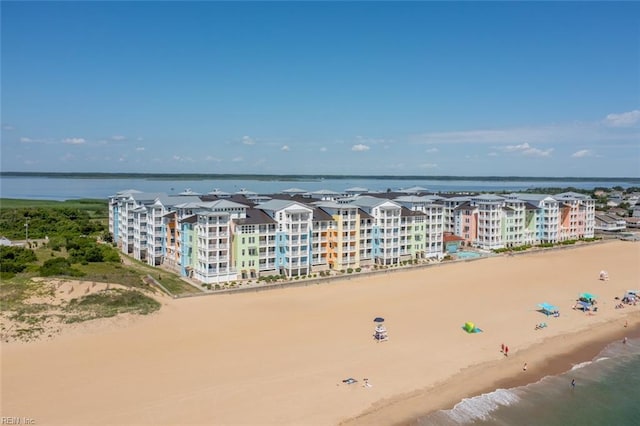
left=2, top=241, right=639, bottom=425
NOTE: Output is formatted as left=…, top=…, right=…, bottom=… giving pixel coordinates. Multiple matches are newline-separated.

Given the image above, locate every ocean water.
left=1, top=176, right=638, bottom=201
left=416, top=337, right=640, bottom=426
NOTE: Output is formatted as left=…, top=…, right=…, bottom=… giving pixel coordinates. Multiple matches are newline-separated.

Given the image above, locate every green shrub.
left=0, top=246, right=37, bottom=274
left=39, top=257, right=84, bottom=277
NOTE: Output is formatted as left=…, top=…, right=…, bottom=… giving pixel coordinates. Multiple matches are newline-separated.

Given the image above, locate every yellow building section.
left=333, top=213, right=360, bottom=270
left=325, top=229, right=337, bottom=269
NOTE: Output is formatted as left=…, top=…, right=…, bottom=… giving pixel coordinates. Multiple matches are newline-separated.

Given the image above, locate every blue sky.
left=2, top=1, right=639, bottom=177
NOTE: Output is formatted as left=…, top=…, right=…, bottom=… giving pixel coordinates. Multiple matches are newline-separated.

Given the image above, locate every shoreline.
left=342, top=314, right=640, bottom=426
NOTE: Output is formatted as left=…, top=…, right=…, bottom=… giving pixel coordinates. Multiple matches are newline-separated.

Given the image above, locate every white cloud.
left=419, top=163, right=438, bottom=169
left=111, top=135, right=126, bottom=141
left=63, top=137, right=86, bottom=145
left=523, top=147, right=553, bottom=157
left=3, top=125, right=15, bottom=131
left=135, top=147, right=145, bottom=151
left=352, top=144, right=370, bottom=152
left=281, top=145, right=290, bottom=151
left=242, top=136, right=255, bottom=145
left=603, top=110, right=640, bottom=127
left=571, top=149, right=593, bottom=158
left=205, top=155, right=221, bottom=162
left=232, top=156, right=243, bottom=162
left=503, top=142, right=532, bottom=152
left=499, top=142, right=553, bottom=157
left=488, top=152, right=499, bottom=157
left=20, top=137, right=33, bottom=143
left=171, top=155, right=194, bottom=162
left=425, top=147, right=439, bottom=153
left=411, top=119, right=639, bottom=146
left=320, top=147, right=327, bottom=152
left=137, top=137, right=144, bottom=141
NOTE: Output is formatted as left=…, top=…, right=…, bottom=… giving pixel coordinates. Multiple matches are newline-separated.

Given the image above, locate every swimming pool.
left=456, top=250, right=481, bottom=259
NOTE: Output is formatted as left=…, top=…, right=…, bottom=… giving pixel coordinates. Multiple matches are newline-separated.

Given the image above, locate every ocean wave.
left=442, top=388, right=521, bottom=423
left=570, top=361, right=592, bottom=370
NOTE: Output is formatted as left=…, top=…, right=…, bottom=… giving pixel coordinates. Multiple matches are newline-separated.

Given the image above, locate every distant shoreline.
left=2, top=171, right=639, bottom=183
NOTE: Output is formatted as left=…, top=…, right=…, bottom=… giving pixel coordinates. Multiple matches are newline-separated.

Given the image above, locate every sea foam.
left=442, top=388, right=520, bottom=423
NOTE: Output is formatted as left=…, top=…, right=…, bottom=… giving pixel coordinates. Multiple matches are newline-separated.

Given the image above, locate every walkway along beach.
left=2, top=240, right=639, bottom=425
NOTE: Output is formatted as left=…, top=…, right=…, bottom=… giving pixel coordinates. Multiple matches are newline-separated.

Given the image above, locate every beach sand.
left=1, top=241, right=639, bottom=425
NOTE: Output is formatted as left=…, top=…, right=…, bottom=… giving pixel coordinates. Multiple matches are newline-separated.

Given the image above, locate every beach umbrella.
left=373, top=317, right=385, bottom=323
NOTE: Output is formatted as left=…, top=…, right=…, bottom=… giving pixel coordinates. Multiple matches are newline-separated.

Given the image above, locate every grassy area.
left=0, top=278, right=55, bottom=311
left=119, top=256, right=202, bottom=295
left=64, top=289, right=161, bottom=323
left=0, top=197, right=107, bottom=210
left=0, top=278, right=58, bottom=341
left=20, top=245, right=200, bottom=296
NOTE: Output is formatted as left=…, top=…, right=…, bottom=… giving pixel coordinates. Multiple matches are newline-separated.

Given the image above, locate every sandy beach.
left=2, top=240, right=639, bottom=425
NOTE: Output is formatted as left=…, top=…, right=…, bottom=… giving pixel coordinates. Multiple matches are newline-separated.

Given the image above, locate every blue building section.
left=372, top=226, right=381, bottom=258
left=180, top=222, right=191, bottom=277
left=275, top=231, right=287, bottom=271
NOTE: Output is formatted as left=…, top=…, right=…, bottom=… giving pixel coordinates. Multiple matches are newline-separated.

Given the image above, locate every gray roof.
left=281, top=187, right=308, bottom=194
left=202, top=199, right=249, bottom=210
left=399, top=186, right=429, bottom=193
left=129, top=192, right=165, bottom=203
left=350, top=196, right=400, bottom=209
left=444, top=196, right=472, bottom=202
left=312, top=207, right=335, bottom=222
left=311, top=189, right=341, bottom=195
left=472, top=194, right=505, bottom=201
left=394, top=195, right=429, bottom=203
left=156, top=194, right=202, bottom=207
left=513, top=194, right=556, bottom=202
left=256, top=199, right=313, bottom=212
left=235, top=208, right=277, bottom=225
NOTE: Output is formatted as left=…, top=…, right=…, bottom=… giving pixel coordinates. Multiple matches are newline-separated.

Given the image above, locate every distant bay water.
left=1, top=174, right=638, bottom=201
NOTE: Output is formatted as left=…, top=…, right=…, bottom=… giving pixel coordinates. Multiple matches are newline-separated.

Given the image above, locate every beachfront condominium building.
left=448, top=192, right=596, bottom=250
left=554, top=192, right=596, bottom=241
left=253, top=199, right=313, bottom=278
left=349, top=196, right=403, bottom=266
left=108, top=188, right=594, bottom=285
left=394, top=195, right=444, bottom=258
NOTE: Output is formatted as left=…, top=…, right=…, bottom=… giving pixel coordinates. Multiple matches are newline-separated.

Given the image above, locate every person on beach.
left=523, top=363, right=527, bottom=371
left=624, top=320, right=628, bottom=328
left=623, top=337, right=628, bottom=344
left=504, top=346, right=509, bottom=356
left=501, top=343, right=505, bottom=353
left=571, top=379, right=576, bottom=388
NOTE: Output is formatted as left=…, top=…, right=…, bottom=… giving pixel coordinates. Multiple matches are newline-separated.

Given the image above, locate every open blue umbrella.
left=373, top=317, right=385, bottom=323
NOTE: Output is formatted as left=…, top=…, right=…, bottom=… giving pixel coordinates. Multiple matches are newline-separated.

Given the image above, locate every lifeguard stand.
left=373, top=324, right=388, bottom=342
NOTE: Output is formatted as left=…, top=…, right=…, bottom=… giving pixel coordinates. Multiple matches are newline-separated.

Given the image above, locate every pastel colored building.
left=107, top=187, right=595, bottom=285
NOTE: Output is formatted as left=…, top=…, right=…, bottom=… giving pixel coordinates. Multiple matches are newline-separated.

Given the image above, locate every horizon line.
left=1, top=171, right=639, bottom=182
